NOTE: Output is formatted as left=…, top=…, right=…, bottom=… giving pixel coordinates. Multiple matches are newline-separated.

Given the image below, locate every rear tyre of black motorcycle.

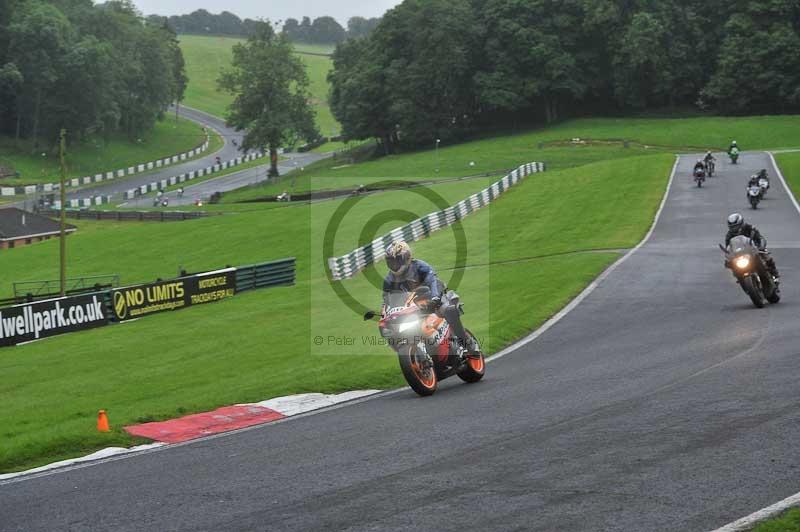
left=398, top=345, right=438, bottom=396
left=742, top=275, right=766, bottom=308
left=457, top=330, right=485, bottom=384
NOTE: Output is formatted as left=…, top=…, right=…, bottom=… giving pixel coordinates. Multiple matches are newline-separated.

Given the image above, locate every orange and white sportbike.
left=364, top=287, right=485, bottom=396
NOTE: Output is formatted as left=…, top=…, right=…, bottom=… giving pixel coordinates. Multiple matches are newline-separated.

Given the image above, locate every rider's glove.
left=430, top=296, right=442, bottom=310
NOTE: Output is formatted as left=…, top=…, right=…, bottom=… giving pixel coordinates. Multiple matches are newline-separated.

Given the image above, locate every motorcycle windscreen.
left=383, top=290, right=417, bottom=315
left=729, top=235, right=756, bottom=255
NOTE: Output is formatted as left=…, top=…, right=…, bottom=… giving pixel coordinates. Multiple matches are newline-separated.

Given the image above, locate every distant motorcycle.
left=705, top=159, right=716, bottom=177
left=694, top=167, right=706, bottom=187
left=759, top=176, right=770, bottom=197
left=730, top=147, right=740, bottom=164
left=748, top=184, right=762, bottom=209
left=720, top=236, right=780, bottom=308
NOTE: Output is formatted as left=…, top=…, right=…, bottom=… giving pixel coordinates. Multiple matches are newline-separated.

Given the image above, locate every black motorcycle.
left=694, top=167, right=706, bottom=188
left=705, top=159, right=716, bottom=177
left=720, top=235, right=780, bottom=308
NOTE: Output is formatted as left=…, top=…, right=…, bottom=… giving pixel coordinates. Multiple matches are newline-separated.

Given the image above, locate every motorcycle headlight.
left=398, top=319, right=419, bottom=333
left=735, top=256, right=751, bottom=269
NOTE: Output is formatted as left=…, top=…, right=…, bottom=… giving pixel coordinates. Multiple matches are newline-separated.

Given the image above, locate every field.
left=0, top=117, right=208, bottom=186
left=222, top=115, right=800, bottom=203
left=2, top=116, right=800, bottom=473
left=178, top=35, right=339, bottom=136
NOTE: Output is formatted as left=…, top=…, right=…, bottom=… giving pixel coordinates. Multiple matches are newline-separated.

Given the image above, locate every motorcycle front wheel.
left=457, top=330, right=486, bottom=384
left=399, top=344, right=438, bottom=396
left=742, top=275, right=766, bottom=308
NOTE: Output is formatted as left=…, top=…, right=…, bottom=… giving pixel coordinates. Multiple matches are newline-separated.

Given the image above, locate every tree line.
left=158, top=9, right=380, bottom=45
left=282, top=16, right=380, bottom=44
left=155, top=9, right=260, bottom=38
left=0, top=0, right=187, bottom=148
left=329, top=0, right=800, bottom=152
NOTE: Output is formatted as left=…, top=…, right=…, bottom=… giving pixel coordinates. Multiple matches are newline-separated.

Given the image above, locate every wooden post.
left=59, top=129, right=67, bottom=296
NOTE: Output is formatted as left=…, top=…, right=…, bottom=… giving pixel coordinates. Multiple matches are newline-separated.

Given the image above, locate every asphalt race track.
left=124, top=150, right=329, bottom=208
left=3, top=152, right=800, bottom=531
left=64, top=106, right=245, bottom=201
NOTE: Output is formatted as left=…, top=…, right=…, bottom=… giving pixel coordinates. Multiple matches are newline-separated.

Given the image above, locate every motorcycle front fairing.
left=726, top=236, right=763, bottom=280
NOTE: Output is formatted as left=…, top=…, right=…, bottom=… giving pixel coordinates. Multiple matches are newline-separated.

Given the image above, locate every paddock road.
left=3, top=152, right=800, bottom=531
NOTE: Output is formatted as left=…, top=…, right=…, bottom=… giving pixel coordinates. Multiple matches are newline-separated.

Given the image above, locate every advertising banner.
left=0, top=293, right=109, bottom=347
left=111, top=269, right=236, bottom=321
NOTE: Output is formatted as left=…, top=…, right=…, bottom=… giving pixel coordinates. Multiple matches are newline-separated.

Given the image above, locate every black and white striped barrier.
left=327, top=162, right=545, bottom=281
left=1, top=136, right=210, bottom=197
left=52, top=195, right=114, bottom=209
left=122, top=150, right=269, bottom=200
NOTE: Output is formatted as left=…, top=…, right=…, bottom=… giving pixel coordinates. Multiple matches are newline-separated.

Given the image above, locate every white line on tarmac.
left=709, top=152, right=800, bottom=531
left=488, top=155, right=679, bottom=362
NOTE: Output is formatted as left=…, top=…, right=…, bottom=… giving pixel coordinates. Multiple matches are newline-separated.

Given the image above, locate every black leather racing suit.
left=382, top=259, right=472, bottom=353
left=726, top=224, right=779, bottom=278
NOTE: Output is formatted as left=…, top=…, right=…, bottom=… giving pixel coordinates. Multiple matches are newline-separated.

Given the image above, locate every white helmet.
left=727, top=213, right=744, bottom=231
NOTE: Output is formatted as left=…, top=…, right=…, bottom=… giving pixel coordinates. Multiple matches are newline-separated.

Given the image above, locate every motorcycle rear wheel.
left=399, top=344, right=438, bottom=396
left=742, top=275, right=766, bottom=308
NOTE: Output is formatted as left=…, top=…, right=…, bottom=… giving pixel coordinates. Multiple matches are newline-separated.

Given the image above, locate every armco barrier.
left=2, top=134, right=210, bottom=197
left=1, top=259, right=296, bottom=348
left=236, top=258, right=296, bottom=292
left=37, top=209, right=217, bottom=222
left=327, top=162, right=545, bottom=281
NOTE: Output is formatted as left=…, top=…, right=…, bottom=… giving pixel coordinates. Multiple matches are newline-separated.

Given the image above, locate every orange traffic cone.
left=97, top=410, right=110, bottom=432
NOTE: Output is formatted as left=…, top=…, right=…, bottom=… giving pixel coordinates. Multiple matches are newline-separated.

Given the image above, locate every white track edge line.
left=1, top=156, right=680, bottom=485
left=488, top=155, right=679, bottom=362
left=711, top=491, right=800, bottom=532
left=768, top=151, right=800, bottom=216
left=709, top=152, right=800, bottom=532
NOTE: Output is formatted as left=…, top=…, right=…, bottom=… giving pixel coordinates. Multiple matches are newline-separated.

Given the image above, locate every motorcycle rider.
left=704, top=151, right=716, bottom=172
left=725, top=213, right=779, bottom=280
left=729, top=140, right=739, bottom=154
left=693, top=159, right=706, bottom=175
left=383, top=241, right=477, bottom=356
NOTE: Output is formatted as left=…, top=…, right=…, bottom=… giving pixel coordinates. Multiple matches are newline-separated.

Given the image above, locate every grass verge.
left=754, top=508, right=800, bottom=532
left=223, top=115, right=800, bottom=203
left=775, top=152, right=800, bottom=197
left=0, top=117, right=208, bottom=186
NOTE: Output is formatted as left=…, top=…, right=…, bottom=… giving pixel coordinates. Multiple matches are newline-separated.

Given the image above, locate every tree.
left=703, top=12, right=800, bottom=113
left=7, top=1, right=73, bottom=145
left=329, top=37, right=396, bottom=152
left=476, top=0, right=594, bottom=123
left=283, top=17, right=300, bottom=40
left=218, top=22, right=318, bottom=176
left=346, top=16, right=380, bottom=39
left=310, top=16, right=346, bottom=44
